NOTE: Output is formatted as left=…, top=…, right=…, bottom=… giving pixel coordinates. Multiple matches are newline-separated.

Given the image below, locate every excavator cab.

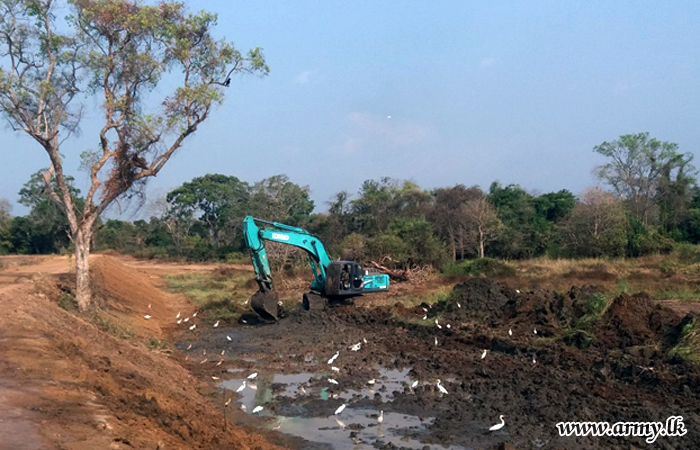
left=325, top=261, right=366, bottom=296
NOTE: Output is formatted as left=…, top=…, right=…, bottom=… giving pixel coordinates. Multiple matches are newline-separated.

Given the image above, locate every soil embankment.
left=0, top=255, right=284, bottom=450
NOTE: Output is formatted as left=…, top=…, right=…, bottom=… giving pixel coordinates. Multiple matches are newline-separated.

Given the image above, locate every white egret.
left=363, top=337, right=368, bottom=344
left=193, top=312, right=198, bottom=317
left=436, top=379, right=448, bottom=395
left=328, top=378, right=338, bottom=385
left=176, top=319, right=182, bottom=324
left=221, top=349, right=225, bottom=355
left=457, top=302, right=461, bottom=308
left=327, top=351, right=340, bottom=364
left=411, top=380, right=418, bottom=388
left=446, top=324, right=451, bottom=329
left=186, top=343, right=192, bottom=350
left=200, top=358, right=208, bottom=364
left=423, top=315, right=427, bottom=320
left=227, top=335, right=232, bottom=341
left=533, top=327, right=537, bottom=335
left=176, top=311, right=181, bottom=319
left=144, top=315, right=151, bottom=319
left=189, top=324, right=196, bottom=331
left=211, top=376, right=219, bottom=380
left=350, top=343, right=361, bottom=351
left=334, top=403, right=346, bottom=415
left=367, top=379, right=376, bottom=385
left=216, top=360, right=223, bottom=366
left=532, top=355, right=537, bottom=364
left=248, top=372, right=258, bottom=379
left=224, top=398, right=232, bottom=407
left=335, top=418, right=346, bottom=428
left=508, top=328, right=512, bottom=336
left=184, top=317, right=190, bottom=322
left=242, top=319, right=248, bottom=324
left=378, top=410, right=384, bottom=423
left=240, top=404, right=247, bottom=412
left=434, top=337, right=438, bottom=346
left=213, top=320, right=219, bottom=328
left=148, top=303, right=151, bottom=309
left=331, top=366, right=340, bottom=372
left=489, top=415, right=505, bottom=431
left=252, top=405, right=263, bottom=413
left=236, top=381, right=247, bottom=392
left=481, top=349, right=488, bottom=359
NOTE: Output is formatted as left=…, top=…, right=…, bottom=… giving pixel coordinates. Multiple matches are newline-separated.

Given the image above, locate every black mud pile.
left=187, top=278, right=700, bottom=450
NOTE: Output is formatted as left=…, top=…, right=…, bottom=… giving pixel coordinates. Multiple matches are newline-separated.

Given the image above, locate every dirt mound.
left=89, top=255, right=194, bottom=339
left=597, top=292, right=681, bottom=349
left=433, top=278, right=515, bottom=325
left=431, top=279, right=606, bottom=337
left=0, top=255, right=286, bottom=450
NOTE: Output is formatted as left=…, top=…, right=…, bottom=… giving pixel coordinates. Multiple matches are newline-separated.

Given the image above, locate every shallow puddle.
left=221, top=368, right=467, bottom=450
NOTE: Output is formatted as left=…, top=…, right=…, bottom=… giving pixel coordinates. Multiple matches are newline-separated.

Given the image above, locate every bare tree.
left=560, top=187, right=628, bottom=257
left=463, top=197, right=503, bottom=258
left=0, top=0, right=268, bottom=309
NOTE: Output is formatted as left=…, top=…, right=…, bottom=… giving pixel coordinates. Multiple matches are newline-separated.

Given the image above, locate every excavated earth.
left=189, top=278, right=700, bottom=450
left=1, top=255, right=700, bottom=450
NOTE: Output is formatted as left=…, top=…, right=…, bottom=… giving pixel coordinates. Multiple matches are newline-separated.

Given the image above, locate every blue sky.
left=2, top=0, right=699, bottom=217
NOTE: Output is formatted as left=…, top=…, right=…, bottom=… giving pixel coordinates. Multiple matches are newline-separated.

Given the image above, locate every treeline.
left=2, top=133, right=699, bottom=270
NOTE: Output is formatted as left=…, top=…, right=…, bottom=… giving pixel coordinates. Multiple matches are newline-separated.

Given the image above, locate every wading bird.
left=489, top=415, right=505, bottom=431
left=334, top=403, right=346, bottom=415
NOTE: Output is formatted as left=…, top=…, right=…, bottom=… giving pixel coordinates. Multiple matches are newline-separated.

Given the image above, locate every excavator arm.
left=243, top=216, right=333, bottom=319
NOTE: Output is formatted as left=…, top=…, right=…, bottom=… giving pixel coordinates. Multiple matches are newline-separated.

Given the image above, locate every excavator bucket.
left=251, top=290, right=281, bottom=321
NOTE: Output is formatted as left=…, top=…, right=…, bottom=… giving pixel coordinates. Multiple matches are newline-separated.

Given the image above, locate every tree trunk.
left=74, top=226, right=92, bottom=311
left=478, top=227, right=485, bottom=258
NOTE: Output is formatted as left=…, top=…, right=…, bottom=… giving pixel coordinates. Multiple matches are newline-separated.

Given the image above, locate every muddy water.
left=221, top=369, right=468, bottom=450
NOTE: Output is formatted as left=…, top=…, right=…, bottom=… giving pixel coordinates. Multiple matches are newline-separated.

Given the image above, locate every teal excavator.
left=243, top=216, right=390, bottom=321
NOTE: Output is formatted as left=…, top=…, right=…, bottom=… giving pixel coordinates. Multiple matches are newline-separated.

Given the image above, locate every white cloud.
left=346, top=111, right=431, bottom=149
left=480, top=57, right=496, bottom=68
left=294, top=70, right=314, bottom=84
left=335, top=136, right=364, bottom=155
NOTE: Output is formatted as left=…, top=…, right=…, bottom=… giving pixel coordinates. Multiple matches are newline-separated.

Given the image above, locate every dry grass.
left=489, top=254, right=700, bottom=301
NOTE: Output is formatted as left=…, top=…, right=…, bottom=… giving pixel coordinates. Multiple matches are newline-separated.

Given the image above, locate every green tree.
left=0, top=198, right=12, bottom=254
left=594, top=132, right=696, bottom=225
left=366, top=217, right=446, bottom=269
left=248, top=174, right=314, bottom=225
left=350, top=178, right=431, bottom=235
left=16, top=170, right=83, bottom=253
left=167, top=174, right=249, bottom=248
left=0, top=0, right=267, bottom=309
left=487, top=182, right=549, bottom=258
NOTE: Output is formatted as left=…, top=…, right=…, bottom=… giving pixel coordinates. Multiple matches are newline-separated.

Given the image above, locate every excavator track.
left=303, top=292, right=327, bottom=311
left=251, top=290, right=281, bottom=321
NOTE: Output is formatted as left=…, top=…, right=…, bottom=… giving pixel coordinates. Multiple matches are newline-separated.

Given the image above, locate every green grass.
left=86, top=311, right=135, bottom=340
left=669, top=318, right=700, bottom=364
left=655, top=287, right=700, bottom=301
left=164, top=269, right=256, bottom=320
left=57, top=292, right=79, bottom=311
left=562, top=292, right=612, bottom=348
left=442, top=258, right=515, bottom=278
left=146, top=338, right=168, bottom=350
